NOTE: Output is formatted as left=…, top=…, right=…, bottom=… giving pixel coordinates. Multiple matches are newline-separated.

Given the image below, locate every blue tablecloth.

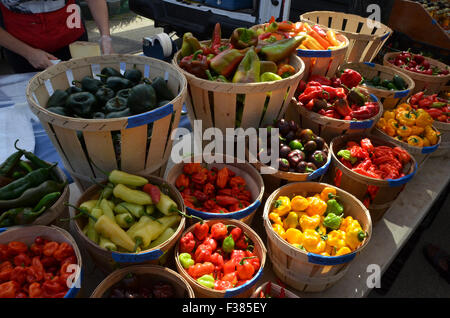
left=0, top=72, right=192, bottom=182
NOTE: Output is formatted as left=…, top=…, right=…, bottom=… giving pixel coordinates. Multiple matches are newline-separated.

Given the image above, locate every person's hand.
left=99, top=35, right=114, bottom=55
left=24, top=48, right=57, bottom=70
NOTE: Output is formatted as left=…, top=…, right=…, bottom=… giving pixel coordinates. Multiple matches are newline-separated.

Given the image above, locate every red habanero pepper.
left=10, top=266, right=27, bottom=285
left=230, top=249, right=246, bottom=264
left=28, top=282, right=42, bottom=298
left=340, top=157, right=354, bottom=169
left=409, top=92, right=424, bottom=106
left=15, top=292, right=27, bottom=298
left=309, top=74, right=332, bottom=86
left=418, top=98, right=433, bottom=108
left=203, top=183, right=215, bottom=197
left=221, top=271, right=238, bottom=286
left=60, top=255, right=77, bottom=267
left=360, top=138, right=374, bottom=152
left=214, top=280, right=233, bottom=291
left=40, top=256, right=58, bottom=269
left=175, top=174, right=190, bottom=190
left=210, top=222, right=228, bottom=240
left=210, top=207, right=229, bottom=214
left=193, top=190, right=208, bottom=203
left=0, top=244, right=9, bottom=261
left=204, top=199, right=218, bottom=210
left=179, top=232, right=196, bottom=253
left=193, top=222, right=209, bottom=241
left=183, top=163, right=202, bottom=175
left=194, top=245, right=213, bottom=263
left=223, top=259, right=236, bottom=274
left=229, top=176, right=246, bottom=189
left=235, top=235, right=249, bottom=250
left=236, top=257, right=256, bottom=280
left=217, top=188, right=232, bottom=196
left=0, top=280, right=19, bottom=298
left=245, top=251, right=261, bottom=271
left=352, top=167, right=381, bottom=179
left=350, top=145, right=369, bottom=159
left=230, top=227, right=242, bottom=242
left=215, top=195, right=239, bottom=207
left=216, top=167, right=231, bottom=189
left=53, top=242, right=74, bottom=262
left=207, top=170, right=217, bottom=183
left=13, top=253, right=31, bottom=267
left=187, top=262, right=215, bottom=279
left=7, top=241, right=28, bottom=256
left=0, top=261, right=13, bottom=282
left=203, top=237, right=218, bottom=252
left=340, top=69, right=362, bottom=88
left=29, top=243, right=43, bottom=256
left=191, top=171, right=208, bottom=185
left=210, top=252, right=224, bottom=271
left=42, top=276, right=64, bottom=295
left=43, top=241, right=59, bottom=257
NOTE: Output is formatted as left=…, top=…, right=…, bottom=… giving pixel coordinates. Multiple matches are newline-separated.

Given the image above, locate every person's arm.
left=85, top=0, right=114, bottom=54
left=0, top=27, right=57, bottom=69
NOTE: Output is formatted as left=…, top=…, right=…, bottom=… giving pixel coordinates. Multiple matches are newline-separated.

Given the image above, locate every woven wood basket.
left=172, top=42, right=305, bottom=132
left=330, top=134, right=417, bottom=222
left=70, top=174, right=186, bottom=273
left=174, top=218, right=266, bottom=298
left=300, top=11, right=393, bottom=63
left=340, top=62, right=415, bottom=109
left=91, top=264, right=195, bottom=298
left=166, top=154, right=264, bottom=225
left=0, top=225, right=83, bottom=298
left=263, top=182, right=372, bottom=293
left=383, top=52, right=450, bottom=94
left=250, top=281, right=299, bottom=298
left=26, top=55, right=187, bottom=191
left=292, top=94, right=383, bottom=143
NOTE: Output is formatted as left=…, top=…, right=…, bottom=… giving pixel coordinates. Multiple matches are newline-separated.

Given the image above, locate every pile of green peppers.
left=0, top=141, right=66, bottom=227
left=362, top=74, right=407, bottom=91
left=46, top=66, right=176, bottom=119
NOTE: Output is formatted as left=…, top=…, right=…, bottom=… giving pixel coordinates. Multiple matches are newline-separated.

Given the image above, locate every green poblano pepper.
left=65, top=92, right=97, bottom=117
left=95, top=87, right=115, bottom=106
left=47, top=89, right=69, bottom=107
left=106, top=76, right=132, bottom=92
left=127, top=83, right=157, bottom=114
left=75, top=76, right=103, bottom=94
left=105, top=96, right=128, bottom=113
left=99, top=67, right=123, bottom=83
left=124, top=68, right=142, bottom=84
left=151, top=77, right=175, bottom=101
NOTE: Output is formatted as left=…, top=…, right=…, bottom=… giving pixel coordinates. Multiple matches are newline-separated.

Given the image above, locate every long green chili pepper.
left=14, top=140, right=51, bottom=169
left=33, top=192, right=61, bottom=212
left=19, top=161, right=33, bottom=173
left=0, top=150, right=23, bottom=177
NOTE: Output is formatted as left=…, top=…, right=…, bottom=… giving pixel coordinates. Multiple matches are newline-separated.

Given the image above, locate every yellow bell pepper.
left=302, top=229, right=326, bottom=254
left=272, top=223, right=287, bottom=240
left=291, top=195, right=309, bottom=212
left=410, top=125, right=424, bottom=135
left=424, top=126, right=438, bottom=145
left=305, top=196, right=327, bottom=216
left=407, top=135, right=424, bottom=147
left=320, top=187, right=336, bottom=202
left=383, top=110, right=395, bottom=121
left=344, top=220, right=366, bottom=250
left=283, top=212, right=299, bottom=229
left=269, top=212, right=283, bottom=226
left=285, top=228, right=303, bottom=245
left=396, top=125, right=412, bottom=138
left=415, top=109, right=433, bottom=127
left=272, top=196, right=291, bottom=216
left=299, top=214, right=321, bottom=232
left=397, top=110, right=416, bottom=126
left=396, top=103, right=412, bottom=113
left=326, top=230, right=347, bottom=249
left=387, top=118, right=399, bottom=131
left=335, top=246, right=352, bottom=256
left=376, top=117, right=387, bottom=130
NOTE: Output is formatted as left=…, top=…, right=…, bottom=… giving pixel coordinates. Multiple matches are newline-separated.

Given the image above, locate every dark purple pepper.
left=278, top=158, right=290, bottom=171
left=310, top=150, right=327, bottom=168
left=275, top=118, right=290, bottom=136
left=295, top=161, right=307, bottom=173
left=314, top=136, right=325, bottom=150
left=279, top=145, right=292, bottom=158
left=304, top=140, right=317, bottom=153
left=287, top=150, right=302, bottom=167
left=306, top=162, right=317, bottom=172
left=284, top=130, right=296, bottom=143
left=288, top=120, right=299, bottom=132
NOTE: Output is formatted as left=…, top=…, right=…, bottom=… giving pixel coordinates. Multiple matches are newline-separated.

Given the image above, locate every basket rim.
left=174, top=218, right=267, bottom=296
left=26, top=54, right=188, bottom=125
left=300, top=11, right=393, bottom=39
left=383, top=52, right=450, bottom=80
left=262, top=181, right=372, bottom=260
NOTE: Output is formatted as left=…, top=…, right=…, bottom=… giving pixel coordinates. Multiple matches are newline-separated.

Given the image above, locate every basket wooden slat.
left=240, top=92, right=267, bottom=129
left=383, top=52, right=450, bottom=94
left=263, top=182, right=372, bottom=292
left=91, top=265, right=195, bottom=298
left=214, top=91, right=236, bottom=132
left=26, top=54, right=187, bottom=191
left=301, top=11, right=392, bottom=63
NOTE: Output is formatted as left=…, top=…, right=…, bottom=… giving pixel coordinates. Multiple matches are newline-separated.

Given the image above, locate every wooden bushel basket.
left=292, top=94, right=383, bottom=143
left=250, top=281, right=299, bottom=298
left=172, top=44, right=305, bottom=132
left=174, top=219, right=266, bottom=298
left=91, top=265, right=195, bottom=298
left=373, top=126, right=441, bottom=167
left=339, top=62, right=415, bottom=109
left=166, top=154, right=264, bottom=225
left=330, top=134, right=417, bottom=222
left=0, top=225, right=83, bottom=298
left=263, top=182, right=372, bottom=293
left=26, top=55, right=187, bottom=191
left=384, top=52, right=450, bottom=94
left=70, top=175, right=186, bottom=273
left=300, top=11, right=392, bottom=63
left=297, top=24, right=349, bottom=81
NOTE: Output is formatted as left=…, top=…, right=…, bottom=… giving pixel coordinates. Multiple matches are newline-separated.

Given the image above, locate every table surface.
left=2, top=72, right=450, bottom=298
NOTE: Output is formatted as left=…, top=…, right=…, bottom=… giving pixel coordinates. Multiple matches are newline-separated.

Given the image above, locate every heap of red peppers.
left=295, top=70, right=380, bottom=120
left=175, top=163, right=252, bottom=213
left=409, top=91, right=449, bottom=123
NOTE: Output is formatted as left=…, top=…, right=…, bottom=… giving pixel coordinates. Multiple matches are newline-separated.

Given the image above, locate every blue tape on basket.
left=126, top=103, right=173, bottom=128
left=370, top=94, right=379, bottom=102
left=307, top=252, right=356, bottom=265
left=0, top=228, right=6, bottom=234
left=297, top=49, right=332, bottom=58
left=394, top=90, right=410, bottom=98
left=421, top=143, right=439, bottom=154
left=387, top=162, right=417, bottom=187
left=350, top=119, right=374, bottom=129
left=432, top=19, right=437, bottom=25
left=364, top=62, right=376, bottom=68
left=186, top=200, right=261, bottom=220
left=64, top=268, right=83, bottom=298
left=307, top=156, right=331, bottom=180
left=224, top=268, right=263, bottom=298
left=111, top=249, right=164, bottom=262
left=381, top=32, right=390, bottom=40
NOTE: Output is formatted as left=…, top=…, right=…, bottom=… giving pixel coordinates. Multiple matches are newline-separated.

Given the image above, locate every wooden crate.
left=26, top=55, right=187, bottom=191
left=172, top=44, right=305, bottom=133
left=300, top=11, right=393, bottom=63
left=70, top=174, right=186, bottom=273
left=91, top=264, right=195, bottom=298
left=339, top=62, right=415, bottom=109
left=263, top=182, right=372, bottom=292
left=174, top=219, right=266, bottom=298
left=383, top=52, right=450, bottom=94
left=330, top=134, right=417, bottom=222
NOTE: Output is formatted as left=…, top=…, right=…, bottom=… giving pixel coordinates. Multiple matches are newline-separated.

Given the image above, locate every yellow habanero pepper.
left=326, top=230, right=347, bottom=250
left=285, top=228, right=303, bottom=245
left=320, top=187, right=336, bottom=202
left=305, top=196, right=327, bottom=216
left=415, top=109, right=433, bottom=127
left=396, top=125, right=412, bottom=138
left=302, top=229, right=326, bottom=254
left=397, top=110, right=416, bottom=126
left=272, top=196, right=291, bottom=216
left=396, top=103, right=412, bottom=113
left=299, top=214, right=321, bottom=232
left=339, top=216, right=354, bottom=231
left=290, top=195, right=309, bottom=212
left=407, top=135, right=424, bottom=147
left=424, top=126, right=438, bottom=145
left=385, top=119, right=399, bottom=136
left=376, top=117, right=387, bottom=130
left=410, top=125, right=424, bottom=136
left=269, top=212, right=283, bottom=226
left=422, top=136, right=431, bottom=147
left=283, top=212, right=299, bottom=229
left=344, top=220, right=366, bottom=250
left=383, top=110, right=395, bottom=121
left=335, top=246, right=352, bottom=256
left=272, top=223, right=287, bottom=240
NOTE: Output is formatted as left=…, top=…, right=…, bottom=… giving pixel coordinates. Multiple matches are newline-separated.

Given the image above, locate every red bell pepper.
left=340, top=69, right=362, bottom=88
left=309, top=74, right=332, bottom=86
